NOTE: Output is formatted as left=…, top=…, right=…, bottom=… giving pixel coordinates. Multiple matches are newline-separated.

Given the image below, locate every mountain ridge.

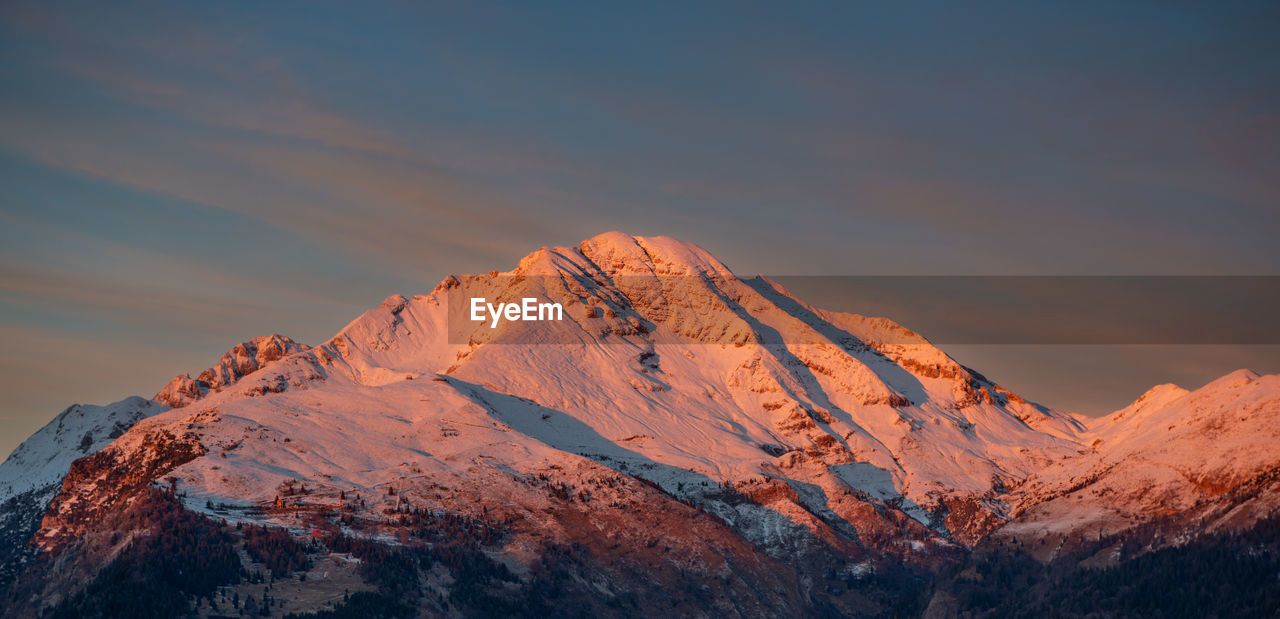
left=1, top=232, right=1276, bottom=616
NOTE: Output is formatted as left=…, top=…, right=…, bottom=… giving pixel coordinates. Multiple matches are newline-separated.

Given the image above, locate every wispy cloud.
left=0, top=4, right=589, bottom=272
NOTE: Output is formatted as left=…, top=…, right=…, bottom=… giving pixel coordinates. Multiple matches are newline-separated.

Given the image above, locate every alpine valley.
left=1, top=233, right=1277, bottom=617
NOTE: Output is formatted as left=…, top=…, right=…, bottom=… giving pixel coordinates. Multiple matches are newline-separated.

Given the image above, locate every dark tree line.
left=23, top=477, right=1277, bottom=618
left=321, top=528, right=521, bottom=614
left=391, top=506, right=506, bottom=546
left=283, top=591, right=414, bottom=618
left=0, top=485, right=50, bottom=590
left=242, top=522, right=314, bottom=577
left=935, top=513, right=1280, bottom=617
left=47, top=488, right=244, bottom=618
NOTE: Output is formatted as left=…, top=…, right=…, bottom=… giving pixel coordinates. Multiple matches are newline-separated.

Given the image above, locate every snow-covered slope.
left=0, top=335, right=308, bottom=507
left=325, top=233, right=1084, bottom=506
left=998, top=369, right=1280, bottom=551
left=0, top=397, right=164, bottom=503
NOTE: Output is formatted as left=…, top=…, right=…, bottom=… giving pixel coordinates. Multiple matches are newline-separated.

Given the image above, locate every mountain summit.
left=2, top=233, right=1277, bottom=617
left=154, top=335, right=310, bottom=408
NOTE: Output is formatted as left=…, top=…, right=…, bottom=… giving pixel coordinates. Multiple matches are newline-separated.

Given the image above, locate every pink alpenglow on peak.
left=1, top=233, right=1276, bottom=618
left=154, top=334, right=310, bottom=408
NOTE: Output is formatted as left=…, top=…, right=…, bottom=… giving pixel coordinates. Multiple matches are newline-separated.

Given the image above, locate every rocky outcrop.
left=154, top=335, right=308, bottom=408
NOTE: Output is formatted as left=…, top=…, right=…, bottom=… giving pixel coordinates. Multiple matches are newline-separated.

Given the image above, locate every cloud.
left=0, top=261, right=272, bottom=333
left=0, top=4, right=586, bottom=273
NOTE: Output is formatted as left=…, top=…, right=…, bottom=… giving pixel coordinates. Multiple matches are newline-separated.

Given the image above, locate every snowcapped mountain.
left=998, top=369, right=1280, bottom=558
left=37, top=233, right=1081, bottom=545
left=0, top=397, right=164, bottom=504
left=2, top=232, right=1277, bottom=616
left=0, top=334, right=309, bottom=508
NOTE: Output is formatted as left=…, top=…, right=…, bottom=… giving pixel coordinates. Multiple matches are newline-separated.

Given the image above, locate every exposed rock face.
left=154, top=335, right=309, bottom=408
left=35, top=426, right=206, bottom=552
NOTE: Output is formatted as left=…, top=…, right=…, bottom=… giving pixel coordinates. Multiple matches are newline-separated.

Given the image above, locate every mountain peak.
left=1202, top=368, right=1261, bottom=391
left=154, top=334, right=309, bottom=408
left=579, top=231, right=735, bottom=277
left=0, top=396, right=164, bottom=501
left=1131, top=382, right=1189, bottom=408
left=505, top=232, right=736, bottom=281
left=1095, top=382, right=1191, bottom=430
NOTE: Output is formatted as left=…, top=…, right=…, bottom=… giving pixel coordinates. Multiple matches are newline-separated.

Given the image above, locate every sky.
left=1, top=2, right=1278, bottom=460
